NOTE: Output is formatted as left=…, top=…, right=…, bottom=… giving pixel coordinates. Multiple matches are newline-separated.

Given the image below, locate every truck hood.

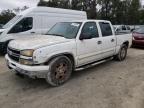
left=9, top=35, right=72, bottom=50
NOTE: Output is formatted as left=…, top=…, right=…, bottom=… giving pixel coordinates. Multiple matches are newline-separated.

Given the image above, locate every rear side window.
left=8, top=17, right=33, bottom=33
left=99, top=22, right=112, bottom=37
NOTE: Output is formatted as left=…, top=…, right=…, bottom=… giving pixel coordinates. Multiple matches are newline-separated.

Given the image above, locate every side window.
left=8, top=17, right=33, bottom=33
left=81, top=22, right=99, bottom=38
left=122, top=26, right=126, bottom=30
left=99, top=22, right=112, bottom=37
left=127, top=26, right=130, bottom=30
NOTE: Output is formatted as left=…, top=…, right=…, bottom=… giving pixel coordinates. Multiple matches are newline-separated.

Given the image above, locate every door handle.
left=97, top=41, right=102, bottom=45
left=31, top=32, right=35, bottom=34
left=111, top=39, right=115, bottom=42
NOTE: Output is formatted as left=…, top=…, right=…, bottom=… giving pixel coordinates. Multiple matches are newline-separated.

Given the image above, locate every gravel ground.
left=0, top=48, right=144, bottom=108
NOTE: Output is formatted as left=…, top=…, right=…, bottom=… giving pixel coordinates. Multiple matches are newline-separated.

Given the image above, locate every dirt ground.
left=0, top=48, right=144, bottom=108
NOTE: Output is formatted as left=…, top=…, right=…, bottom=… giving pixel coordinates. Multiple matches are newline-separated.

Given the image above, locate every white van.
left=0, top=6, right=87, bottom=53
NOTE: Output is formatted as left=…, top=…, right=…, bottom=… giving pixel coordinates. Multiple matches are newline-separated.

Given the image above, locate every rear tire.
left=46, top=56, right=73, bottom=87
left=115, top=44, right=128, bottom=61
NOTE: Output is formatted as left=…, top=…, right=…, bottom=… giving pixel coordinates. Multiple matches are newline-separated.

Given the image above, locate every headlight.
left=21, top=49, right=34, bottom=57
left=20, top=59, right=33, bottom=65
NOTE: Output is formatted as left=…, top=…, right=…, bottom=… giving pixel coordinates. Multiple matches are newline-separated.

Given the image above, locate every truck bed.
left=116, top=33, right=132, bottom=48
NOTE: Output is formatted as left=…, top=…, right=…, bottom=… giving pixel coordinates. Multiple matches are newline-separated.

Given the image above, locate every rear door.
left=99, top=22, right=116, bottom=58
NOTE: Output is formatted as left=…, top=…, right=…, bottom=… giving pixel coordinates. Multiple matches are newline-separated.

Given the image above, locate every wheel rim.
left=55, top=62, right=68, bottom=81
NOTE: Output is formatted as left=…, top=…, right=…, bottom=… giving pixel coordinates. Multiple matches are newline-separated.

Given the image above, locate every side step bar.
left=75, top=57, right=113, bottom=71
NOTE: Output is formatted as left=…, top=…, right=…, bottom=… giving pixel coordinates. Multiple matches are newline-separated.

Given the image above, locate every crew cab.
left=5, top=20, right=132, bottom=86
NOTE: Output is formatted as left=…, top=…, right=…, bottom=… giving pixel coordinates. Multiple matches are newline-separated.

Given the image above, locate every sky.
left=0, top=0, right=143, bottom=12
left=142, top=0, right=144, bottom=5
left=0, top=0, right=39, bottom=12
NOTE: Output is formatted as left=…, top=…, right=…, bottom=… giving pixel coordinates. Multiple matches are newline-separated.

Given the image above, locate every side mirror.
left=79, top=33, right=92, bottom=40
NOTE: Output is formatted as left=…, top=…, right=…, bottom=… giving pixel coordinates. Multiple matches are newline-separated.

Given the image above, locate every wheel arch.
left=123, top=41, right=129, bottom=48
left=45, top=53, right=76, bottom=68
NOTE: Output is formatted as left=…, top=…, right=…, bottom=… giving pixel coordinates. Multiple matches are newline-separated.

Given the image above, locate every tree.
left=37, top=0, right=48, bottom=6
left=0, top=6, right=29, bottom=25
left=0, top=9, right=15, bottom=24
left=13, top=6, right=29, bottom=14
left=98, top=0, right=112, bottom=20
left=127, top=0, right=140, bottom=25
left=71, top=0, right=80, bottom=10
left=86, top=0, right=97, bottom=19
left=38, top=0, right=70, bottom=9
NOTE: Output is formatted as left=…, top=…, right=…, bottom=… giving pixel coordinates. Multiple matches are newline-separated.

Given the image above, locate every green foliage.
left=139, top=10, right=144, bottom=24
left=127, top=0, right=140, bottom=25
left=0, top=9, right=15, bottom=24
left=0, top=6, right=29, bottom=25
left=38, top=0, right=70, bottom=9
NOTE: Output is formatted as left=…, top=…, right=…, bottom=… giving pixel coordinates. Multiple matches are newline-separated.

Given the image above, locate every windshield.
left=135, top=27, right=144, bottom=34
left=3, top=15, right=22, bottom=29
left=47, top=22, right=82, bottom=39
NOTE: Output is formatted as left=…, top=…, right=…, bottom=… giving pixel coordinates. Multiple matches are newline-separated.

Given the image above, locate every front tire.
left=46, top=56, right=73, bottom=87
left=115, top=44, right=128, bottom=61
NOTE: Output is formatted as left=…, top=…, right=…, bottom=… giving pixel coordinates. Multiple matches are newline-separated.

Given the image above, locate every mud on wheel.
left=46, top=56, right=73, bottom=87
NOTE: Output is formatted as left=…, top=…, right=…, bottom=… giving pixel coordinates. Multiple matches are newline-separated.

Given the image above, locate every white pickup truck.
left=5, top=20, right=132, bottom=86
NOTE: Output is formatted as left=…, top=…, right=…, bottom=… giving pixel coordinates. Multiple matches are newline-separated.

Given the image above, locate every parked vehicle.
left=114, top=25, right=131, bottom=34
left=5, top=20, right=132, bottom=86
left=132, top=27, right=144, bottom=47
left=0, top=6, right=87, bottom=54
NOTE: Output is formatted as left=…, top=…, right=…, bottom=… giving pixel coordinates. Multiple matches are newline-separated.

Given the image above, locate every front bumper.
left=5, top=54, right=49, bottom=78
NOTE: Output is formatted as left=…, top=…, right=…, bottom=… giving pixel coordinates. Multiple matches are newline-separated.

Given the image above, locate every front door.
left=76, top=22, right=102, bottom=66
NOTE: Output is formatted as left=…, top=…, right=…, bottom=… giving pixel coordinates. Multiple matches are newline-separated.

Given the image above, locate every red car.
left=132, top=27, right=144, bottom=47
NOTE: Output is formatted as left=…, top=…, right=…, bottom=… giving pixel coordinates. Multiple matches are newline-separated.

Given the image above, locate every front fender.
left=33, top=42, right=77, bottom=65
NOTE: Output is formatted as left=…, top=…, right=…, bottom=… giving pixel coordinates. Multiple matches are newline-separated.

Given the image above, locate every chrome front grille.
left=7, top=47, right=20, bottom=62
